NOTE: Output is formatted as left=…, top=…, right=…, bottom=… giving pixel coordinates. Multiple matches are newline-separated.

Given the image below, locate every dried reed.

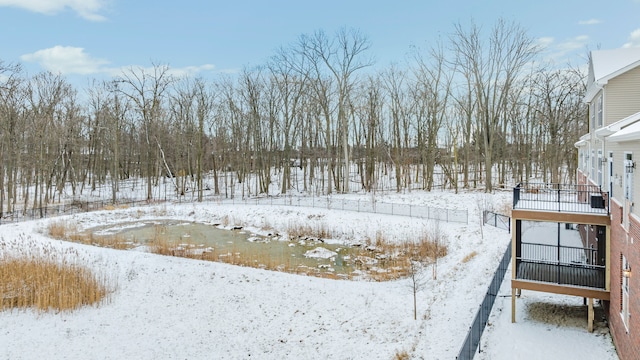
left=47, top=220, right=133, bottom=250
left=461, top=251, right=478, bottom=263
left=0, top=236, right=112, bottom=312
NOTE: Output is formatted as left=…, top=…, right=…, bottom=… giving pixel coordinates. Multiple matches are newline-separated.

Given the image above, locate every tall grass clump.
left=286, top=220, right=332, bottom=239
left=0, top=236, right=112, bottom=312
left=47, top=220, right=132, bottom=249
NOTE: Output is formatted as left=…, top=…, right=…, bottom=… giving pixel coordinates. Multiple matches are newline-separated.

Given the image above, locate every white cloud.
left=538, top=35, right=590, bottom=66
left=166, top=64, right=217, bottom=78
left=536, top=37, right=555, bottom=49
left=578, top=19, right=601, bottom=25
left=21, top=46, right=110, bottom=75
left=623, top=28, right=640, bottom=48
left=115, top=64, right=219, bottom=80
left=21, top=46, right=220, bottom=80
left=0, top=0, right=108, bottom=21
left=556, top=35, right=590, bottom=53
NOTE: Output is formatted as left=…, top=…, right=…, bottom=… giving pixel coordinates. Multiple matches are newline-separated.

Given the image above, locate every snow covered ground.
left=0, top=190, right=619, bottom=359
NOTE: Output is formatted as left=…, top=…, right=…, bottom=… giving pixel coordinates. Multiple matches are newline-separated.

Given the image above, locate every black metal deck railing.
left=516, top=242, right=606, bottom=289
left=513, top=183, right=609, bottom=215
left=521, top=242, right=598, bottom=265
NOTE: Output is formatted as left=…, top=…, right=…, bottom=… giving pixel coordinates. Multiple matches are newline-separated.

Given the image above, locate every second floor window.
left=597, top=95, right=603, bottom=128
left=598, top=150, right=603, bottom=186
left=625, top=153, right=634, bottom=203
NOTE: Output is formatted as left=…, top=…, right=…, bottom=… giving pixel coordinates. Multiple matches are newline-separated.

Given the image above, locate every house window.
left=624, top=153, right=633, bottom=230
left=590, top=103, right=596, bottom=131
left=609, top=151, right=614, bottom=198
left=624, top=153, right=634, bottom=202
left=591, top=150, right=596, bottom=181
left=621, top=255, right=630, bottom=332
left=597, top=95, right=603, bottom=128
left=598, top=150, right=603, bottom=186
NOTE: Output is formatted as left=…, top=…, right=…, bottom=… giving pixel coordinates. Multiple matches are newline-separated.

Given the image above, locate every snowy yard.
left=0, top=190, right=619, bottom=359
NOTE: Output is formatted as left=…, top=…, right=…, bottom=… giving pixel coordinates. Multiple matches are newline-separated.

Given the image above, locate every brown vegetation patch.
left=48, top=220, right=134, bottom=250
left=462, top=251, right=478, bottom=263
left=0, top=237, right=112, bottom=312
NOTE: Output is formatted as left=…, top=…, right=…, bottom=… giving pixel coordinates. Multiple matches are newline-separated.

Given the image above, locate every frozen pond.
left=88, top=220, right=361, bottom=278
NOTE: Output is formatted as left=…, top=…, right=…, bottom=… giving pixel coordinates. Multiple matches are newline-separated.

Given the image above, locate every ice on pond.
left=304, top=247, right=337, bottom=259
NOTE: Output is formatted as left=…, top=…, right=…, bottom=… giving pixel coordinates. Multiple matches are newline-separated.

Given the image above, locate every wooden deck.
left=516, top=261, right=605, bottom=289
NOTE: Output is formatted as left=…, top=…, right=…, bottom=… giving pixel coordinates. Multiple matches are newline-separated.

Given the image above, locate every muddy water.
left=89, top=220, right=356, bottom=277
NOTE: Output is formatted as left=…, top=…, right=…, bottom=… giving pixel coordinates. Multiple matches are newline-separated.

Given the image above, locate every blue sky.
left=1, top=0, right=640, bottom=87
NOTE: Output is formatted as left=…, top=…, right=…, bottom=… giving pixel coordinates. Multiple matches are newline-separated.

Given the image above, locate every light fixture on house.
left=622, top=265, right=632, bottom=278
left=625, top=161, right=636, bottom=174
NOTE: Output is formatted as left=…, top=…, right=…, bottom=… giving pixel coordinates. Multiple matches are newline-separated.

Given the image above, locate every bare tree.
left=25, top=72, right=76, bottom=213
left=118, top=63, right=174, bottom=200
left=532, top=66, right=586, bottom=184
left=428, top=220, right=446, bottom=280
left=382, top=65, right=412, bottom=192
left=451, top=19, right=540, bottom=192
left=412, top=42, right=453, bottom=191
left=298, top=28, right=373, bottom=193
left=407, top=259, right=426, bottom=320
left=268, top=48, right=308, bottom=194
left=0, top=61, right=25, bottom=216
left=351, top=75, right=384, bottom=192
left=193, top=78, right=215, bottom=201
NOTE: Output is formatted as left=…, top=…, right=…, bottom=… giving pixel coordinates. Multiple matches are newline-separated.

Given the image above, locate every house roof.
left=595, top=110, right=640, bottom=138
left=608, top=112, right=640, bottom=142
left=574, top=133, right=591, bottom=148
left=585, top=48, right=640, bottom=102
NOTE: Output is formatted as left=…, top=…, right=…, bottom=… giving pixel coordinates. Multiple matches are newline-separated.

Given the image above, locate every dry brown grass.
left=47, top=220, right=133, bottom=250
left=287, top=221, right=332, bottom=239
left=462, top=250, right=478, bottom=263
left=102, top=204, right=130, bottom=211
left=394, top=350, right=410, bottom=360
left=48, top=220, right=73, bottom=240
left=339, top=230, right=449, bottom=281
left=0, top=236, right=112, bottom=312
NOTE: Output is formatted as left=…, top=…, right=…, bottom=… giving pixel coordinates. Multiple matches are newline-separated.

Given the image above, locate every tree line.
left=0, top=19, right=586, bottom=215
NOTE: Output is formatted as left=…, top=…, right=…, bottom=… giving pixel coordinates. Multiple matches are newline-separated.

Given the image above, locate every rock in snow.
left=303, top=247, right=337, bottom=259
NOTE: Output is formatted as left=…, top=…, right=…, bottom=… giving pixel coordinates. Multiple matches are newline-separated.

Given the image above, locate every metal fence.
left=483, top=210, right=510, bottom=232
left=456, top=243, right=512, bottom=360
left=0, top=198, right=153, bottom=225
left=205, top=195, right=469, bottom=224
left=1, top=194, right=468, bottom=225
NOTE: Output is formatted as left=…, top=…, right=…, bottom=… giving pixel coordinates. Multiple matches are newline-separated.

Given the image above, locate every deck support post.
left=588, top=298, right=594, bottom=333
left=511, top=288, right=516, bottom=323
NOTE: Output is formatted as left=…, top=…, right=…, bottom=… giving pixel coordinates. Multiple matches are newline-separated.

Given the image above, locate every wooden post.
left=511, top=288, right=516, bottom=323
left=588, top=298, right=594, bottom=333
